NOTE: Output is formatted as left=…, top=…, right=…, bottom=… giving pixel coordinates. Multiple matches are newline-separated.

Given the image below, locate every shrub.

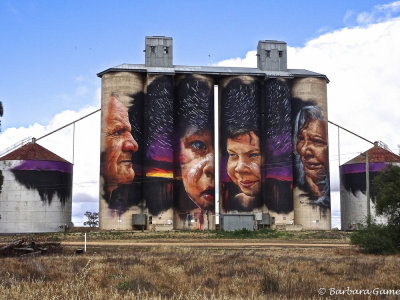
left=350, top=223, right=398, bottom=254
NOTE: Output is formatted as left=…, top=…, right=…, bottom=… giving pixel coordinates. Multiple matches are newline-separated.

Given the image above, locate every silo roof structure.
left=97, top=63, right=330, bottom=83
left=343, top=145, right=400, bottom=165
left=0, top=142, right=70, bottom=162
left=341, top=145, right=400, bottom=174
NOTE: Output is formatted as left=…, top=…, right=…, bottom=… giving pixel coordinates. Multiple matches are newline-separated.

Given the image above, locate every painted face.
left=296, top=118, right=328, bottom=194
left=103, top=96, right=138, bottom=191
left=227, top=131, right=261, bottom=196
left=180, top=130, right=214, bottom=210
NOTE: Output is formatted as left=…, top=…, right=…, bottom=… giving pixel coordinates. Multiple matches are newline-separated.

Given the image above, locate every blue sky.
left=0, top=0, right=395, bottom=128
left=1, top=0, right=400, bottom=227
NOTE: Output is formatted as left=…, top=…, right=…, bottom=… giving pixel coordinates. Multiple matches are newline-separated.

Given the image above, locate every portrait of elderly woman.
left=293, top=105, right=330, bottom=208
left=221, top=76, right=262, bottom=212
left=175, top=75, right=215, bottom=213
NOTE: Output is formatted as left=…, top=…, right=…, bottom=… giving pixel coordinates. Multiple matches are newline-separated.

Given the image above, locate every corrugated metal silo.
left=0, top=142, right=73, bottom=233
left=340, top=144, right=400, bottom=230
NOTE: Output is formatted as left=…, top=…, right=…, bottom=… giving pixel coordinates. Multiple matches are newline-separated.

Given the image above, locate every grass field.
left=0, top=228, right=350, bottom=243
left=0, top=230, right=399, bottom=299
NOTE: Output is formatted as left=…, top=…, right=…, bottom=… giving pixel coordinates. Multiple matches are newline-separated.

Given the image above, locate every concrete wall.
left=257, top=40, right=287, bottom=71
left=145, top=36, right=173, bottom=68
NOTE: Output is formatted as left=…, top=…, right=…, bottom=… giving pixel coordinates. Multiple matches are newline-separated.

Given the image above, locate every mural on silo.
left=143, top=75, right=174, bottom=219
left=291, top=78, right=330, bottom=229
left=220, top=76, right=263, bottom=212
left=100, top=91, right=144, bottom=215
left=174, top=75, right=215, bottom=229
left=292, top=101, right=330, bottom=208
left=99, top=72, right=330, bottom=230
left=11, top=161, right=72, bottom=205
left=99, top=72, right=146, bottom=230
left=263, top=79, right=293, bottom=219
left=100, top=74, right=176, bottom=229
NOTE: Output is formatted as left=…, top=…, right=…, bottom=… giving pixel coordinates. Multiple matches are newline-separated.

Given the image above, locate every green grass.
left=0, top=228, right=350, bottom=243
left=213, top=228, right=294, bottom=239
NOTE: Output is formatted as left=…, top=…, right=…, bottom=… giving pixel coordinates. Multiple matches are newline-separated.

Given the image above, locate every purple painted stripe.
left=267, top=166, right=293, bottom=181
left=266, top=133, right=293, bottom=156
left=12, top=160, right=73, bottom=173
left=341, top=162, right=386, bottom=174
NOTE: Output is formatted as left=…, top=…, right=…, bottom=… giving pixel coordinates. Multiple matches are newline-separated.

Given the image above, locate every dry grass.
left=0, top=243, right=399, bottom=299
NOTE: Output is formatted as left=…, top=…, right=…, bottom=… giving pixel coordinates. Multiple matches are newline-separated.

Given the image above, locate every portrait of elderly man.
left=293, top=105, right=330, bottom=208
left=101, top=94, right=139, bottom=200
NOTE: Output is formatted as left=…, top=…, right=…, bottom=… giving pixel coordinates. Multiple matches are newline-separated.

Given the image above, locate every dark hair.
left=221, top=77, right=261, bottom=140
left=144, top=75, right=174, bottom=154
left=263, top=79, right=293, bottom=214
left=175, top=75, right=214, bottom=138
left=264, top=79, right=292, bottom=141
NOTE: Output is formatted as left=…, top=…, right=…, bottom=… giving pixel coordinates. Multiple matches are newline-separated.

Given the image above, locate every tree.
left=83, top=211, right=99, bottom=227
left=372, top=164, right=400, bottom=239
left=350, top=223, right=398, bottom=254
left=351, top=164, right=400, bottom=254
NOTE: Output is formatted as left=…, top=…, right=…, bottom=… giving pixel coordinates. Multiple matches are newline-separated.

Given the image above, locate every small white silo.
left=0, top=141, right=73, bottom=233
left=340, top=144, right=400, bottom=230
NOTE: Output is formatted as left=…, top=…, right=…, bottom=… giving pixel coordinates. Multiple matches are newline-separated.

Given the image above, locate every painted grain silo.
left=97, top=36, right=330, bottom=231
left=0, top=141, right=73, bottom=233
left=340, top=144, right=400, bottom=230
left=291, top=77, right=331, bottom=230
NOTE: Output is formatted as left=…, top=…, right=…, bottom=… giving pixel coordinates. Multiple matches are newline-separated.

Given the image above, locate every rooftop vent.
left=145, top=36, right=173, bottom=68
left=257, top=40, right=287, bottom=72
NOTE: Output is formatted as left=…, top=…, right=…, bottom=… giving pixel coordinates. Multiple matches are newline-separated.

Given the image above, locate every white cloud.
left=355, top=1, right=400, bottom=25
left=343, top=10, right=354, bottom=23
left=214, top=50, right=257, bottom=68
left=75, top=75, right=84, bottom=82
left=76, top=85, right=89, bottom=97
left=357, top=12, right=374, bottom=24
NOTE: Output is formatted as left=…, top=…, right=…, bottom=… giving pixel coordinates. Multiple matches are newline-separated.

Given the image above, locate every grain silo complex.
left=98, top=36, right=331, bottom=231
left=340, top=144, right=400, bottom=230
left=0, top=141, right=73, bottom=233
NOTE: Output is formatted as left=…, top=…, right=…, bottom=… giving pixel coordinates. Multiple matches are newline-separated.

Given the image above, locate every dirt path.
left=62, top=240, right=352, bottom=248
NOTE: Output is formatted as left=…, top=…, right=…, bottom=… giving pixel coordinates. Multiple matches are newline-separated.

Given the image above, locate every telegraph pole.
left=366, top=152, right=371, bottom=225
